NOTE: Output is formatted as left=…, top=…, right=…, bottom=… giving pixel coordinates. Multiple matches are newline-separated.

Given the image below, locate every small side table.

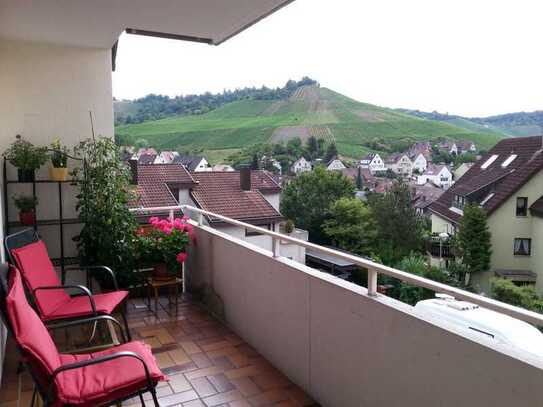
left=146, top=277, right=183, bottom=315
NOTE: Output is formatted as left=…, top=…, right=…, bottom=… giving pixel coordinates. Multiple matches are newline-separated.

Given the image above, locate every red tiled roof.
left=190, top=171, right=282, bottom=224
left=430, top=136, right=543, bottom=223
left=131, top=164, right=196, bottom=209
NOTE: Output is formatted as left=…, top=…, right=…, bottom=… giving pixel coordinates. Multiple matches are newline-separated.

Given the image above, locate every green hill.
left=115, top=86, right=504, bottom=163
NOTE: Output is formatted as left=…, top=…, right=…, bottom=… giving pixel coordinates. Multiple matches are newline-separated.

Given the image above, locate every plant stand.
left=145, top=277, right=183, bottom=316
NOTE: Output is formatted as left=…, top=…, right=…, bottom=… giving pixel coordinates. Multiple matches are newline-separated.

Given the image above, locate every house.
left=291, top=156, right=312, bottom=174
left=411, top=153, right=429, bottom=173
left=360, top=152, right=386, bottom=173
left=457, top=140, right=477, bottom=154
left=439, top=140, right=458, bottom=155
left=154, top=151, right=180, bottom=164
left=261, top=155, right=282, bottom=174
left=429, top=136, right=543, bottom=294
left=326, top=157, right=347, bottom=171
left=410, top=181, right=445, bottom=216
left=131, top=164, right=306, bottom=263
left=454, top=162, right=474, bottom=180
left=408, top=141, right=432, bottom=173
left=174, top=154, right=211, bottom=172
left=341, top=167, right=377, bottom=191
left=385, top=153, right=413, bottom=177
left=417, top=164, right=453, bottom=188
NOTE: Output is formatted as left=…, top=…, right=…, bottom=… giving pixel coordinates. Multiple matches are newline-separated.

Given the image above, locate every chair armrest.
left=48, top=351, right=155, bottom=402
left=80, top=265, right=119, bottom=291
left=46, top=315, right=127, bottom=343
left=33, top=285, right=96, bottom=316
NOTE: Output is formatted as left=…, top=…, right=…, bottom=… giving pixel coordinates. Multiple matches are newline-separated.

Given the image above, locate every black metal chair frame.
left=0, top=263, right=159, bottom=407
left=4, top=228, right=132, bottom=341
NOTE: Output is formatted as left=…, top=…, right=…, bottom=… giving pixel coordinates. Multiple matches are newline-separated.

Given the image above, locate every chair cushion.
left=11, top=240, right=70, bottom=316
left=42, top=290, right=129, bottom=321
left=6, top=268, right=61, bottom=374
left=57, top=341, right=166, bottom=405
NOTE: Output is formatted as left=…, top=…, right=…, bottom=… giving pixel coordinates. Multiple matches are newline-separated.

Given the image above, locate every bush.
left=490, top=278, right=543, bottom=314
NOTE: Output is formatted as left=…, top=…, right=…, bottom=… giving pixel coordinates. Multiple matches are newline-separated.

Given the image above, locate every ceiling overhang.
left=0, top=0, right=295, bottom=48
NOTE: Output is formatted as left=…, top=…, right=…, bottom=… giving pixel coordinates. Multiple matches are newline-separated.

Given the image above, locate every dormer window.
left=481, top=154, right=498, bottom=169
left=501, top=154, right=517, bottom=168
left=453, top=194, right=466, bottom=209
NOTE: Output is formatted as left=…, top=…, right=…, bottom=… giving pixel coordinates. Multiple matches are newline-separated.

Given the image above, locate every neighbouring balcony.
left=2, top=206, right=543, bottom=407
left=426, top=239, right=455, bottom=258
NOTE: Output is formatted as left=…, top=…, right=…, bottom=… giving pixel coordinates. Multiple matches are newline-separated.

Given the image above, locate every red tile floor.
left=0, top=296, right=320, bottom=407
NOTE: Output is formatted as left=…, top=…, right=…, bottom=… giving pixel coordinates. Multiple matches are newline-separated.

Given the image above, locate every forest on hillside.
left=115, top=77, right=318, bottom=125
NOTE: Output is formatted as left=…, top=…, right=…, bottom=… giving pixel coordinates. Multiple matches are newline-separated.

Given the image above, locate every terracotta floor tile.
left=229, top=400, right=252, bottom=407
left=169, top=372, right=193, bottom=393
left=191, top=352, right=214, bottom=368
left=181, top=340, right=203, bottom=355
left=185, top=366, right=225, bottom=380
left=246, top=389, right=289, bottom=407
left=190, top=376, right=218, bottom=398
left=154, top=351, right=176, bottom=369
left=208, top=374, right=236, bottom=393
left=201, top=340, right=232, bottom=352
left=169, top=348, right=192, bottom=365
left=202, top=390, right=244, bottom=406
left=230, top=377, right=261, bottom=397
left=159, top=390, right=200, bottom=406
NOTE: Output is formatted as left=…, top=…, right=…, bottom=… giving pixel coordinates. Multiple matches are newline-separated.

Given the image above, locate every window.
left=246, top=223, right=272, bottom=237
left=516, top=197, right=528, bottom=217
left=481, top=154, right=499, bottom=169
left=514, top=238, right=531, bottom=256
left=453, top=195, right=466, bottom=209
left=501, top=154, right=517, bottom=168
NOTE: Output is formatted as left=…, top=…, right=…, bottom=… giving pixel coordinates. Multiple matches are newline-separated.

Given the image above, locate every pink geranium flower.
left=176, top=252, right=188, bottom=263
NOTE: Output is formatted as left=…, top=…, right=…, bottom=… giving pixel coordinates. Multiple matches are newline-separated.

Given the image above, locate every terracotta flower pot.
left=19, top=211, right=36, bottom=226
left=152, top=263, right=175, bottom=281
left=49, top=167, right=68, bottom=181
left=17, top=169, right=35, bottom=182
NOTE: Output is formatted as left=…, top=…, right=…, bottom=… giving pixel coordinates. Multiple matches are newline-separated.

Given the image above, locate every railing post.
left=169, top=209, right=174, bottom=221
left=367, top=269, right=378, bottom=297
left=198, top=212, right=203, bottom=226
left=272, top=237, right=280, bottom=258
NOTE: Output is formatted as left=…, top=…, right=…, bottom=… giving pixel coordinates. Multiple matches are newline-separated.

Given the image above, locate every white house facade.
left=291, top=157, right=312, bottom=174
left=326, top=158, right=347, bottom=171
left=360, top=153, right=386, bottom=173
left=386, top=154, right=413, bottom=176
left=411, top=153, right=429, bottom=173
left=417, top=164, right=453, bottom=188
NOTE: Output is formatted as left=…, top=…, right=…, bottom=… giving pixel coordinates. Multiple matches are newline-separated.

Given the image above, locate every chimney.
left=239, top=165, right=251, bottom=191
left=128, top=158, right=138, bottom=185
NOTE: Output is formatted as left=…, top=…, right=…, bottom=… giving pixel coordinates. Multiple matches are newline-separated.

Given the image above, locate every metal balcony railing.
left=129, top=204, right=543, bottom=327
left=426, top=240, right=455, bottom=258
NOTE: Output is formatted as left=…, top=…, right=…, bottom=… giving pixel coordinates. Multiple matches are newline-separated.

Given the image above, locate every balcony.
left=2, top=206, right=543, bottom=406
left=426, top=239, right=455, bottom=258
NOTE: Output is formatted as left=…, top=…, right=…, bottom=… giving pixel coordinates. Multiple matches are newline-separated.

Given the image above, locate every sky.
left=112, top=0, right=543, bottom=118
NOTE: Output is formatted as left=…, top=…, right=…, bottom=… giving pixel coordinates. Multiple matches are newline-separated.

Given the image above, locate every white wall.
left=187, top=224, right=543, bottom=407
left=0, top=38, right=113, bottom=378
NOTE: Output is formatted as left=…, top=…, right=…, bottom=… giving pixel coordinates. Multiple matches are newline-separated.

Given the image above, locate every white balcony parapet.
left=130, top=204, right=543, bottom=327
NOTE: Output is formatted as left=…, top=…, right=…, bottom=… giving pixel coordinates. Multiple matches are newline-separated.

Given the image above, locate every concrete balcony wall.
left=187, top=223, right=543, bottom=407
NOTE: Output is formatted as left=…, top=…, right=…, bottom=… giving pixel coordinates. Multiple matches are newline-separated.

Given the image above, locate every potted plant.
left=49, top=138, right=69, bottom=181
left=3, top=135, right=48, bottom=182
left=13, top=195, right=38, bottom=225
left=136, top=216, right=192, bottom=281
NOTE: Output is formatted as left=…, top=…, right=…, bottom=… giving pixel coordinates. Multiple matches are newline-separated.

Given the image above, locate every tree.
left=455, top=204, right=492, bottom=280
left=251, top=153, right=260, bottom=170
left=356, top=166, right=363, bottom=190
left=286, top=137, right=303, bottom=156
left=280, top=167, right=355, bottom=243
left=367, top=181, right=424, bottom=264
left=322, top=197, right=376, bottom=255
left=306, top=136, right=319, bottom=159
left=324, top=142, right=338, bottom=162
